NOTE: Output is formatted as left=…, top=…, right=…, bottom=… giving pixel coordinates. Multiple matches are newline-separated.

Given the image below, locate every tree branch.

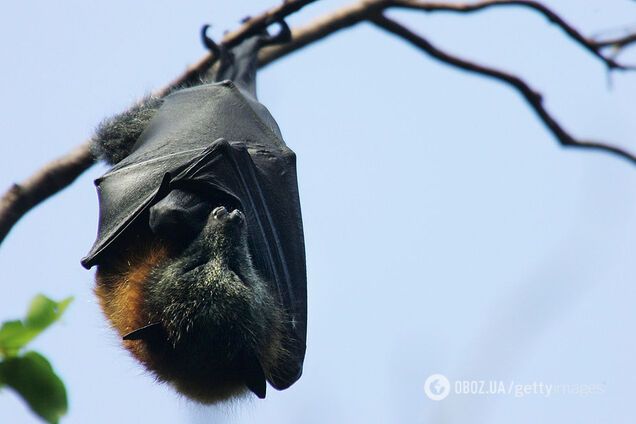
left=259, top=0, right=386, bottom=66
left=158, top=0, right=322, bottom=95
left=2, top=0, right=636, bottom=247
left=392, top=0, right=636, bottom=71
left=370, top=13, right=636, bottom=165
left=0, top=142, right=95, bottom=245
left=593, top=33, right=636, bottom=52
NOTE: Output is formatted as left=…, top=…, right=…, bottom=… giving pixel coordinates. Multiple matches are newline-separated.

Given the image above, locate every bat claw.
left=263, top=19, right=291, bottom=45
left=213, top=206, right=244, bottom=227
left=213, top=206, right=228, bottom=220
left=229, top=209, right=245, bottom=223
left=122, top=322, right=163, bottom=341
left=201, top=24, right=221, bottom=58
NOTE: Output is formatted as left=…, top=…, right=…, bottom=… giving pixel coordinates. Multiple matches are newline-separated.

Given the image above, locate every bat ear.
left=243, top=355, right=267, bottom=399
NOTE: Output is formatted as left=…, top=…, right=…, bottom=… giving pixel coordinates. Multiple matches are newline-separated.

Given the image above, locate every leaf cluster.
left=0, top=295, right=73, bottom=424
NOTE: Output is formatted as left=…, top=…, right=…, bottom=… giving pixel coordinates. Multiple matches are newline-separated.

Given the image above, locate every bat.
left=81, top=21, right=307, bottom=403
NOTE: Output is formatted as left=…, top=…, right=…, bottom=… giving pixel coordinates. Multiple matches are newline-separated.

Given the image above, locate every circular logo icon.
left=424, top=374, right=451, bottom=401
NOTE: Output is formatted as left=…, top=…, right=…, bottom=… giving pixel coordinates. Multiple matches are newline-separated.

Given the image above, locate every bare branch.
left=0, top=142, right=94, bottom=245
left=259, top=0, right=386, bottom=66
left=392, top=0, right=635, bottom=71
left=371, top=14, right=636, bottom=165
left=594, top=32, right=636, bottom=51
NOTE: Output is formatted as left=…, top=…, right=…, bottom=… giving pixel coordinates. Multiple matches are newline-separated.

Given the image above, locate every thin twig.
left=594, top=33, right=636, bottom=51
left=392, top=0, right=636, bottom=71
left=371, top=14, right=636, bottom=165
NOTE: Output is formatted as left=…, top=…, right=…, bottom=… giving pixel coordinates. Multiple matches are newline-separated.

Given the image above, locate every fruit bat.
left=81, top=22, right=306, bottom=403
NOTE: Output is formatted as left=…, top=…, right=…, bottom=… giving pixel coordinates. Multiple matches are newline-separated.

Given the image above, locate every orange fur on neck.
left=94, top=238, right=168, bottom=367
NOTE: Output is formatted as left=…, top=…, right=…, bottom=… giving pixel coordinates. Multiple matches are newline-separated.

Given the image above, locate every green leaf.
left=0, top=295, right=73, bottom=356
left=0, top=351, right=68, bottom=424
left=0, top=321, right=38, bottom=358
left=26, top=295, right=73, bottom=329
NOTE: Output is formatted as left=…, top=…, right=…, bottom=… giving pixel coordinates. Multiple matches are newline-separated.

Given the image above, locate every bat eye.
left=213, top=206, right=228, bottom=220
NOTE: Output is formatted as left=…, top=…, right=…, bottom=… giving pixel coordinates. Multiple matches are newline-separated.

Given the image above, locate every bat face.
left=95, top=205, right=287, bottom=402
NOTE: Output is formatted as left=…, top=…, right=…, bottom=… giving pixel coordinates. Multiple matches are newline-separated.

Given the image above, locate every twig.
left=371, top=14, right=636, bottom=165
left=594, top=33, right=636, bottom=51
left=392, top=0, right=636, bottom=71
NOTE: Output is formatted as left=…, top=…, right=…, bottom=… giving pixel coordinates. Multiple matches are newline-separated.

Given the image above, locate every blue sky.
left=1, top=1, right=636, bottom=423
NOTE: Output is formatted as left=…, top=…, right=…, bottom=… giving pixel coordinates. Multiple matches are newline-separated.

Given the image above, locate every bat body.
left=82, top=27, right=306, bottom=402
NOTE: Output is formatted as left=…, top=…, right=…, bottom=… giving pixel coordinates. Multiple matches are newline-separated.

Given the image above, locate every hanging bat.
left=81, top=21, right=307, bottom=403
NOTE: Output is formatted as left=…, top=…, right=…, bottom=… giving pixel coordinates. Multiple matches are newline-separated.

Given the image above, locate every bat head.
left=95, top=203, right=288, bottom=403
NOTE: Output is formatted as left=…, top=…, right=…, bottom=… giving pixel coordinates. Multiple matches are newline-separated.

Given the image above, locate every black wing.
left=179, top=139, right=307, bottom=389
